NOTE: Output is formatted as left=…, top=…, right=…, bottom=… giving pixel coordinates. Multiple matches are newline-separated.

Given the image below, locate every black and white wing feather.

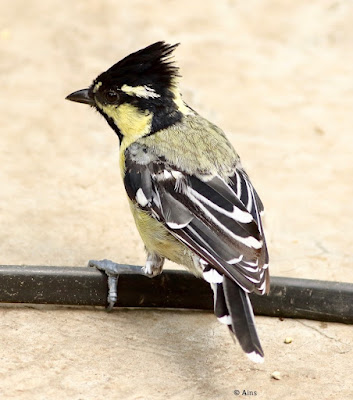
left=124, top=143, right=269, bottom=362
left=124, top=144, right=269, bottom=295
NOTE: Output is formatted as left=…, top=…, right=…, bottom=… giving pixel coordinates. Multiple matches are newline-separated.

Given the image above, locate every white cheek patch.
left=136, top=188, right=149, bottom=207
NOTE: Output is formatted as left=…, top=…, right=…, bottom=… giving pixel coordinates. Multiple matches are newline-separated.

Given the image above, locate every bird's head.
left=66, top=41, right=189, bottom=143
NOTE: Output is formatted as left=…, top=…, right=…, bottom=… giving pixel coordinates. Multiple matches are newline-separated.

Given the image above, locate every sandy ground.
left=1, top=0, right=352, bottom=399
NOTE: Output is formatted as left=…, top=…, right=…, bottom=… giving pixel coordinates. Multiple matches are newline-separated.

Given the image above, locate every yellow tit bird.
left=66, top=41, right=269, bottom=363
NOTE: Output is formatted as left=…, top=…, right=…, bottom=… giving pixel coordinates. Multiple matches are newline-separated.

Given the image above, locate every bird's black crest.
left=94, top=41, right=180, bottom=90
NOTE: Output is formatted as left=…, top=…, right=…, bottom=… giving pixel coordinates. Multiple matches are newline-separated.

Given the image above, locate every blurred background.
left=0, top=1, right=352, bottom=399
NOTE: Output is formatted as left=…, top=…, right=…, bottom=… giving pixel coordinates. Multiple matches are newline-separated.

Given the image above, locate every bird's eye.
left=105, top=90, right=119, bottom=104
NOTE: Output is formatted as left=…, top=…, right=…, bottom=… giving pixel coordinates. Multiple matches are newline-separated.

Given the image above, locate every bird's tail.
left=211, top=276, right=264, bottom=363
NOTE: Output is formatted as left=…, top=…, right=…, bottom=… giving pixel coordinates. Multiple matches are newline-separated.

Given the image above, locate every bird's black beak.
left=66, top=88, right=94, bottom=106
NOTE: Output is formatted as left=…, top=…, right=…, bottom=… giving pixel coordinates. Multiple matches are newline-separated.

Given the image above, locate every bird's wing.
left=124, top=145, right=269, bottom=294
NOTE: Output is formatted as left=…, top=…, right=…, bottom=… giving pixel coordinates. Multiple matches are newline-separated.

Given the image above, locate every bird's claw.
left=88, top=259, right=120, bottom=311
left=88, top=259, right=147, bottom=311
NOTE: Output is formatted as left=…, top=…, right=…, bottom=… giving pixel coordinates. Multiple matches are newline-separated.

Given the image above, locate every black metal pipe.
left=0, top=265, right=352, bottom=324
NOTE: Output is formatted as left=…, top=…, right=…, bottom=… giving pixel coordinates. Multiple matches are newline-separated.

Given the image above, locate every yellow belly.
left=129, top=200, right=201, bottom=275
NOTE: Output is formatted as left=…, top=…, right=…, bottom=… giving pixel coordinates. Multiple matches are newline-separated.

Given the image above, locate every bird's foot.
left=143, top=252, right=165, bottom=277
left=88, top=259, right=145, bottom=311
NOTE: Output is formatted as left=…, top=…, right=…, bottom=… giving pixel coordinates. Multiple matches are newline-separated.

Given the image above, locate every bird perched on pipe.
left=66, top=41, right=270, bottom=363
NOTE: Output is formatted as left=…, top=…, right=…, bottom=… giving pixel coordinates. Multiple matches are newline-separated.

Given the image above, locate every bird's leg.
left=88, top=253, right=165, bottom=311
